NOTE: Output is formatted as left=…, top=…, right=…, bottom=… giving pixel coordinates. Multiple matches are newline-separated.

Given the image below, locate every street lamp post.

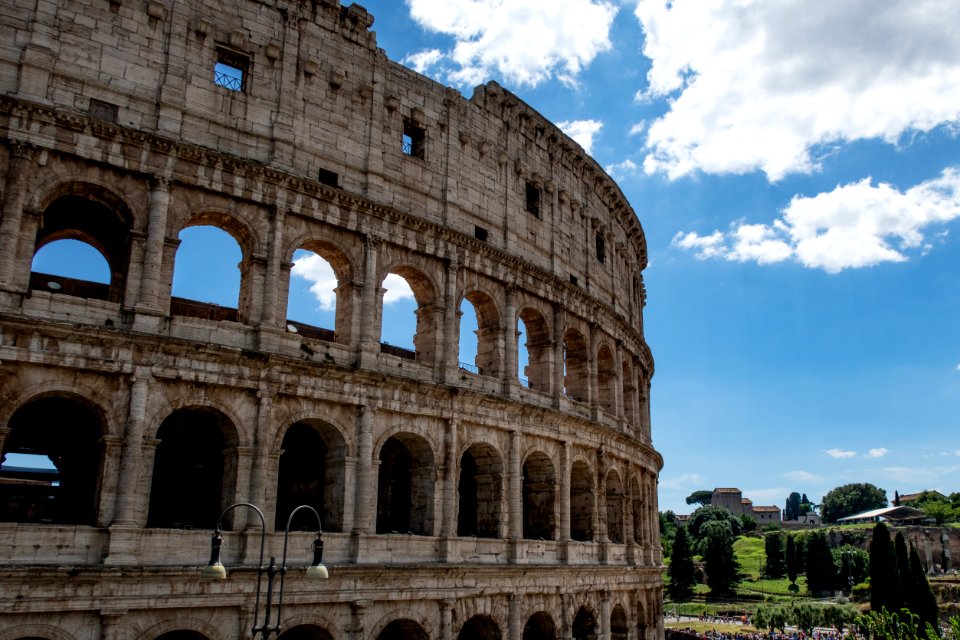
left=202, top=503, right=329, bottom=639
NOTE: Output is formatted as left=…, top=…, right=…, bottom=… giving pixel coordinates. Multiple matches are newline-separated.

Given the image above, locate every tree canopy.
left=685, top=490, right=713, bottom=507
left=785, top=492, right=802, bottom=521
left=702, top=520, right=739, bottom=594
left=667, top=526, right=696, bottom=601
left=764, top=532, right=786, bottom=579
left=805, top=530, right=837, bottom=593
left=686, top=504, right=742, bottom=545
left=820, top=483, right=888, bottom=523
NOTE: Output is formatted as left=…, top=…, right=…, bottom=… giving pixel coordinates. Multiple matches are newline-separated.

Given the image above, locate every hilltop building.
left=710, top=488, right=781, bottom=524
left=0, top=1, right=662, bottom=639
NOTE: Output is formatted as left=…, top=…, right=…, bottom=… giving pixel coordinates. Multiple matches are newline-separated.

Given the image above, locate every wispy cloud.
left=672, top=168, right=960, bottom=272
left=635, top=0, right=960, bottom=180
left=557, top=119, right=603, bottom=155
left=825, top=448, right=856, bottom=459
left=745, top=487, right=789, bottom=505
left=881, top=465, right=960, bottom=484
left=865, top=448, right=889, bottom=459
left=405, top=0, right=618, bottom=87
left=782, top=470, right=823, bottom=483
left=659, top=472, right=704, bottom=491
left=605, top=159, right=640, bottom=180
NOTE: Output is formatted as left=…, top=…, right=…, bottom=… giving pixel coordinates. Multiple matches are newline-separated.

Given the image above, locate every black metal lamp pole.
left=202, top=503, right=328, bottom=639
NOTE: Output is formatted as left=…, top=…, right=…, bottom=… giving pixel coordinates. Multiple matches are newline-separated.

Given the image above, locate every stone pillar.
left=552, top=305, right=565, bottom=409
left=509, top=594, right=522, bottom=640
left=248, top=393, right=274, bottom=531
left=509, top=430, right=523, bottom=560
left=112, top=369, right=151, bottom=527
left=440, top=599, right=454, bottom=640
left=559, top=441, right=571, bottom=562
left=97, top=435, right=124, bottom=528
left=614, top=342, right=625, bottom=427
left=135, top=177, right=171, bottom=313
left=0, top=143, right=37, bottom=290
left=260, top=206, right=286, bottom=328
left=625, top=462, right=637, bottom=565
left=600, top=591, right=612, bottom=640
left=356, top=236, right=380, bottom=368
left=650, top=472, right=661, bottom=564
left=341, top=455, right=357, bottom=534
left=440, top=418, right=458, bottom=560
left=503, top=285, right=518, bottom=397
left=100, top=610, right=128, bottom=640
left=351, top=403, right=375, bottom=562
left=350, top=601, right=368, bottom=640
left=588, top=323, right=599, bottom=419
left=594, top=449, right=605, bottom=544
left=441, top=259, right=459, bottom=383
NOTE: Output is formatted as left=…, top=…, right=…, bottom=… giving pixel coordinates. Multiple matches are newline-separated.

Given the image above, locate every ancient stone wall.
left=0, top=1, right=662, bottom=640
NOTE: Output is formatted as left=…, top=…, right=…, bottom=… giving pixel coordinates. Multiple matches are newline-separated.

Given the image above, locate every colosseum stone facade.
left=0, top=2, right=663, bottom=640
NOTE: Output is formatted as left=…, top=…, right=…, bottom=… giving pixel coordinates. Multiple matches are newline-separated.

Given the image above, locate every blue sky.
left=27, top=1, right=960, bottom=515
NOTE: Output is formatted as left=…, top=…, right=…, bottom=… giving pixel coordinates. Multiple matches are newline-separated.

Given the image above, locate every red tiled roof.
left=713, top=488, right=741, bottom=494
left=752, top=506, right=781, bottom=513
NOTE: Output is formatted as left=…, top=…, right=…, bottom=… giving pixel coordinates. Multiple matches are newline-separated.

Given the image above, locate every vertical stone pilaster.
left=97, top=435, right=124, bottom=528
left=0, top=143, right=37, bottom=290
left=112, top=369, right=151, bottom=528
left=350, top=601, right=368, bottom=640
left=135, top=177, right=170, bottom=313
left=351, top=402, right=376, bottom=562
left=552, top=304, right=565, bottom=409
left=503, top=284, right=517, bottom=397
left=441, top=259, right=459, bottom=383
left=356, top=235, right=381, bottom=368
left=614, top=341, right=625, bottom=426
left=260, top=206, right=286, bottom=328
left=439, top=599, right=454, bottom=640
left=509, top=594, right=522, bottom=640
left=600, top=591, right=612, bottom=640
left=588, top=322, right=599, bottom=419
left=508, top=429, right=523, bottom=559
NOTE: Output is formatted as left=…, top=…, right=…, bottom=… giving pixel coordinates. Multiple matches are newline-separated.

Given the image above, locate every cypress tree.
left=894, top=532, right=910, bottom=611
left=668, top=526, right=696, bottom=601
left=909, top=544, right=939, bottom=635
left=805, top=530, right=837, bottom=593
left=702, top=520, right=739, bottom=594
left=870, top=522, right=901, bottom=613
left=786, top=534, right=799, bottom=586
left=765, top=531, right=786, bottom=578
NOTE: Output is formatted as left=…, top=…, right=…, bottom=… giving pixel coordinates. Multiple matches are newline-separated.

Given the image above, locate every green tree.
left=685, top=490, right=713, bottom=507
left=686, top=504, right=742, bottom=546
left=908, top=544, right=939, bottom=636
left=821, top=482, right=888, bottom=523
left=805, top=529, right=837, bottom=593
left=702, top=520, right=739, bottom=594
left=792, top=602, right=823, bottom=635
left=667, top=526, right=696, bottom=601
left=740, top=513, right=758, bottom=533
left=870, top=522, right=902, bottom=613
left=800, top=493, right=815, bottom=516
left=833, top=544, right=869, bottom=590
left=764, top=531, right=786, bottom=578
left=786, top=534, right=800, bottom=588
left=896, top=532, right=911, bottom=608
left=922, top=500, right=957, bottom=525
left=754, top=605, right=788, bottom=633
left=822, top=604, right=858, bottom=635
left=786, top=492, right=802, bottom=521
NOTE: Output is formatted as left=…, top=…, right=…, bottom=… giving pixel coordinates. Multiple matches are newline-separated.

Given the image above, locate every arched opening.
left=457, top=443, right=503, bottom=538
left=380, top=268, right=438, bottom=363
left=171, top=225, right=243, bottom=322
left=458, top=615, right=500, bottom=640
left=147, top=407, right=237, bottom=530
left=611, top=605, right=628, bottom=640
left=570, top=461, right=594, bottom=542
left=622, top=358, right=636, bottom=427
left=523, top=612, right=556, bottom=640
left=376, top=433, right=435, bottom=535
left=517, top=308, right=550, bottom=391
left=522, top=451, right=555, bottom=540
left=377, top=620, right=429, bottom=640
left=563, top=328, right=589, bottom=402
left=459, top=291, right=501, bottom=377
left=287, top=242, right=354, bottom=343
left=572, top=607, right=597, bottom=640
left=631, top=477, right=644, bottom=545
left=276, top=420, right=347, bottom=532
left=280, top=625, right=335, bottom=640
left=155, top=633, right=211, bottom=640
left=0, top=395, right=105, bottom=525
left=596, top=344, right=616, bottom=415
left=606, top=470, right=624, bottom=544
left=30, top=193, right=132, bottom=303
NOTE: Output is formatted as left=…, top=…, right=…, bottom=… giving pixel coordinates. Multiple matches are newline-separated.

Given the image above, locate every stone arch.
left=146, top=394, right=250, bottom=449
left=460, top=287, right=502, bottom=377
left=457, top=441, right=504, bottom=538
left=29, top=181, right=135, bottom=304
left=611, top=604, right=628, bottom=640
left=147, top=406, right=241, bottom=530
left=517, top=306, right=551, bottom=391
left=606, top=469, right=625, bottom=543
left=0, top=392, right=108, bottom=526
left=563, top=327, right=589, bottom=402
left=136, top=617, right=226, bottom=640
left=572, top=606, right=597, bottom=640
left=570, top=460, right=594, bottom=542
left=0, top=625, right=78, bottom=640
left=522, top=450, right=556, bottom=540
left=596, top=342, right=616, bottom=416
left=278, top=625, right=335, bottom=640
left=522, top=612, right=557, bottom=640
left=170, top=210, right=260, bottom=322
left=277, top=612, right=340, bottom=640
left=376, top=431, right=436, bottom=535
left=458, top=615, right=501, bottom=640
left=0, top=379, right=122, bottom=439
left=371, top=616, right=432, bottom=640
left=378, top=263, right=440, bottom=364
left=284, top=236, right=357, bottom=344
left=275, top=418, right=349, bottom=532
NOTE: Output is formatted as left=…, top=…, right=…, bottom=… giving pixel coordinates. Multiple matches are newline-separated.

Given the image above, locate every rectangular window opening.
left=88, top=98, right=118, bottom=123
left=569, top=274, right=579, bottom=286
left=525, top=182, right=541, bottom=217
left=474, top=225, right=488, bottom=242
left=402, top=120, right=426, bottom=159
left=214, top=48, right=248, bottom=92
left=318, top=168, right=340, bottom=188
left=595, top=232, right=606, bottom=263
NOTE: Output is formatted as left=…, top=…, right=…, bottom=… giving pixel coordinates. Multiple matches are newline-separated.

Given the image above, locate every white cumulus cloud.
left=557, top=119, right=603, bottom=154
left=382, top=273, right=417, bottom=305
left=405, top=0, right=618, bottom=87
left=865, top=447, right=889, bottom=459
left=403, top=49, right=444, bottom=74
left=634, top=0, right=960, bottom=180
left=825, top=448, right=856, bottom=459
left=291, top=253, right=338, bottom=311
left=672, top=168, right=960, bottom=272
left=605, top=158, right=640, bottom=180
